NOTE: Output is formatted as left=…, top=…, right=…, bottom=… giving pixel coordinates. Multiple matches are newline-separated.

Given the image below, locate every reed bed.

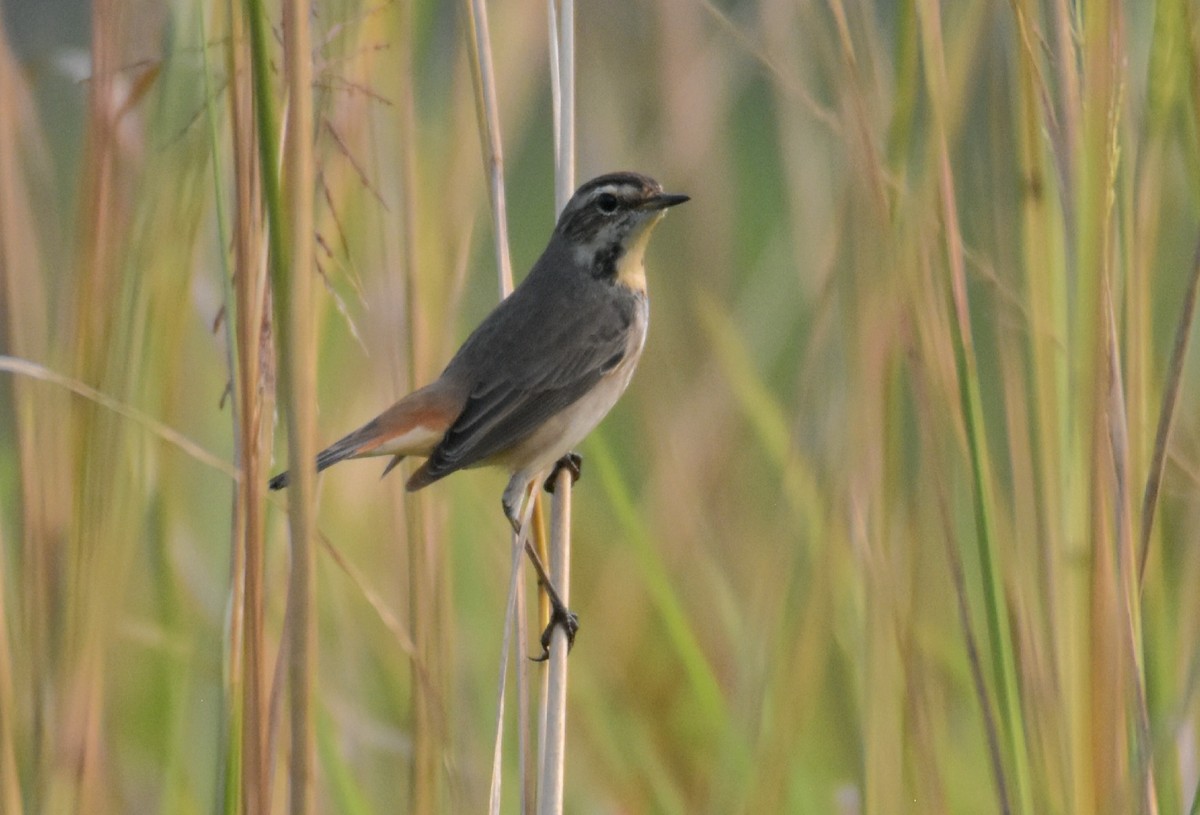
left=2, top=0, right=1200, bottom=812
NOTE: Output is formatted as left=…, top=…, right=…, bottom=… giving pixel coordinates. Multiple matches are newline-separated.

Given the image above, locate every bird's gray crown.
left=555, top=172, right=666, bottom=243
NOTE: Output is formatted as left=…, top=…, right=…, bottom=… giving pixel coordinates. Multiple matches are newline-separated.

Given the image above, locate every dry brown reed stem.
left=281, top=0, right=318, bottom=809
left=1076, top=1, right=1129, bottom=809
left=75, top=0, right=118, bottom=382
left=226, top=2, right=271, bottom=810
left=464, top=0, right=514, bottom=297
left=64, top=2, right=134, bottom=806
left=461, top=0, right=538, bottom=809
left=244, top=0, right=318, bottom=805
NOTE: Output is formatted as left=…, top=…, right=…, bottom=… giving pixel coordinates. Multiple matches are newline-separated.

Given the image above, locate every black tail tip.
left=268, top=471, right=289, bottom=490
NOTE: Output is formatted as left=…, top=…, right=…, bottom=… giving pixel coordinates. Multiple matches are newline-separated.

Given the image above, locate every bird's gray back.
left=414, top=235, right=645, bottom=482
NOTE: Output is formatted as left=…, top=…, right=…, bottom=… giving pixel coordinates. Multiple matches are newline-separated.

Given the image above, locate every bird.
left=269, top=171, right=688, bottom=651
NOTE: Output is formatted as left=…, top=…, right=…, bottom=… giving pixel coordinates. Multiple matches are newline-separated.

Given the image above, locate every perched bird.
left=269, top=171, right=688, bottom=649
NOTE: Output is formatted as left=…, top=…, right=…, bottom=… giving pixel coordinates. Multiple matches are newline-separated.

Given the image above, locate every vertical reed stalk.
left=0, top=20, right=49, bottom=815
left=244, top=0, right=318, bottom=808
left=280, top=0, right=317, bottom=809
left=916, top=0, right=1032, bottom=810
left=463, top=0, right=514, bottom=299
left=538, top=477, right=571, bottom=814
left=391, top=1, right=447, bottom=809
left=0, top=522, right=18, bottom=815
left=540, top=3, right=574, bottom=813
left=1076, top=2, right=1135, bottom=811
left=226, top=0, right=270, bottom=811
left=63, top=0, right=137, bottom=808
left=461, top=0, right=536, bottom=810
left=489, top=530, right=527, bottom=814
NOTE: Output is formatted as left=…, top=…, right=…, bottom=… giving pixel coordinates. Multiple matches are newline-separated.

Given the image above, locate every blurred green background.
left=2, top=0, right=1200, bottom=812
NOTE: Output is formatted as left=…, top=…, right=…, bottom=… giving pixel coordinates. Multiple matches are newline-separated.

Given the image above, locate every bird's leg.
left=535, top=454, right=583, bottom=657
left=543, top=452, right=582, bottom=493
left=521, top=538, right=579, bottom=660
left=501, top=478, right=579, bottom=659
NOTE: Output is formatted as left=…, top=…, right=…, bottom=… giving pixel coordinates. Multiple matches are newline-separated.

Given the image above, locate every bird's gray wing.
left=413, top=289, right=636, bottom=485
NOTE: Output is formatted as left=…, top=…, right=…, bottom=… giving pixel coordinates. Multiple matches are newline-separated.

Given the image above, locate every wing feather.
left=411, top=284, right=638, bottom=486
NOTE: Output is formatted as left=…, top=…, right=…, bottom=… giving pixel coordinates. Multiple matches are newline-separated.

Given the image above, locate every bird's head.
left=554, top=172, right=689, bottom=290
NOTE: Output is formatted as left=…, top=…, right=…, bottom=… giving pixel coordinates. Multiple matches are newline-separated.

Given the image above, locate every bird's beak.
left=644, top=192, right=690, bottom=211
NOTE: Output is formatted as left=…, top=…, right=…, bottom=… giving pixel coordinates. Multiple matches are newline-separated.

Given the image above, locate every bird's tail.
left=268, top=425, right=384, bottom=490
left=267, top=381, right=462, bottom=491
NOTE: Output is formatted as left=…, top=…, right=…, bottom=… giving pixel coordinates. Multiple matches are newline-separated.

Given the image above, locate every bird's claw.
left=531, top=602, right=579, bottom=662
left=544, top=452, right=582, bottom=493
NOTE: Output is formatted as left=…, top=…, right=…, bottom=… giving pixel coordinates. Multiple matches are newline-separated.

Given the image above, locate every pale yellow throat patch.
left=616, top=212, right=665, bottom=293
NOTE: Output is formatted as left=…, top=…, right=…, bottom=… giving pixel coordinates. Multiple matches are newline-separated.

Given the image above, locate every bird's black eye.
left=595, top=192, right=619, bottom=214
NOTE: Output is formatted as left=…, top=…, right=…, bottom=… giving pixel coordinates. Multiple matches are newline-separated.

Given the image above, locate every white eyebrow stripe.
left=582, top=184, right=639, bottom=206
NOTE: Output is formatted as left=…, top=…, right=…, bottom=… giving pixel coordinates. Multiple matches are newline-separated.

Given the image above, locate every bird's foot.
left=532, top=597, right=579, bottom=662
left=544, top=452, right=582, bottom=493
left=502, top=473, right=580, bottom=660
left=519, top=538, right=579, bottom=660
